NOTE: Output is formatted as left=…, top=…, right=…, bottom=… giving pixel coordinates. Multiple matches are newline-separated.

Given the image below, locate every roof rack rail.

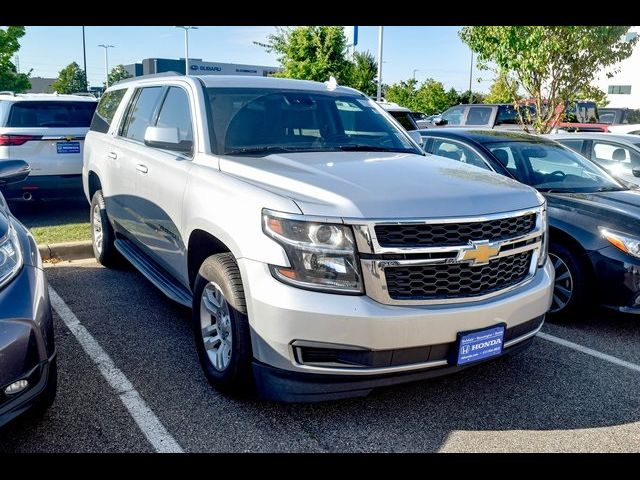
left=0, top=91, right=16, bottom=96
left=70, top=92, right=97, bottom=97
left=113, top=71, right=183, bottom=86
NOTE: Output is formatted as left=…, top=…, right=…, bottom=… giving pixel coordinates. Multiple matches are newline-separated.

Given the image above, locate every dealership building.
left=594, top=27, right=640, bottom=109
left=124, top=58, right=281, bottom=78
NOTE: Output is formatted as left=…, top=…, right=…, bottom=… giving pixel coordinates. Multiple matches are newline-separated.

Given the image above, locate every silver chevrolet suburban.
left=83, top=74, right=553, bottom=402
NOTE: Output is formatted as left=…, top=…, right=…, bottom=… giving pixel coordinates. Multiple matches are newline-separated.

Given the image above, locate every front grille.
left=375, top=214, right=536, bottom=247
left=385, top=251, right=532, bottom=300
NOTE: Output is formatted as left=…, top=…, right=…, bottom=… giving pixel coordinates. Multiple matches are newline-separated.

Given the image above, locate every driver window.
left=441, top=106, right=465, bottom=126
left=592, top=142, right=631, bottom=164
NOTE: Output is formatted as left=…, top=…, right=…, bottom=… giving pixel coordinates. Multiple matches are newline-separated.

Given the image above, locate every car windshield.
left=484, top=140, right=626, bottom=193
left=204, top=88, right=421, bottom=156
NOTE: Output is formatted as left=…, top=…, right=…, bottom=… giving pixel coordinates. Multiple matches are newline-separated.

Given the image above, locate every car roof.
left=548, top=132, right=640, bottom=145
left=108, top=73, right=364, bottom=96
left=417, top=127, right=548, bottom=144
left=0, top=92, right=97, bottom=102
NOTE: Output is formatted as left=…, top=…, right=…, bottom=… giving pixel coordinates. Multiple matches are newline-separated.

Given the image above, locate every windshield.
left=484, top=140, right=626, bottom=193
left=204, top=88, right=421, bottom=156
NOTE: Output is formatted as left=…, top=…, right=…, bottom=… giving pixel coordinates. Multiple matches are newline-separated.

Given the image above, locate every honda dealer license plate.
left=456, top=325, right=505, bottom=366
left=57, top=141, right=80, bottom=154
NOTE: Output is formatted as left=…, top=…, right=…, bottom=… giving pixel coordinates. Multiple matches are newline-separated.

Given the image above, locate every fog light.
left=4, top=379, right=28, bottom=395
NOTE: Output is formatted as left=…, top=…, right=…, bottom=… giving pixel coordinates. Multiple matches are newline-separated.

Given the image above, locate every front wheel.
left=548, top=242, right=590, bottom=321
left=90, top=190, right=121, bottom=268
left=192, top=253, right=254, bottom=396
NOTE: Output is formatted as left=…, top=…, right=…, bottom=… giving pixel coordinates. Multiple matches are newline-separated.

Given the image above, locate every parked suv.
left=84, top=74, right=553, bottom=402
left=0, top=92, right=97, bottom=201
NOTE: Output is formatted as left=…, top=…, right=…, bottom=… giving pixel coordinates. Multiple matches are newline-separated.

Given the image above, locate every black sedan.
left=418, top=128, right=640, bottom=319
left=0, top=160, right=57, bottom=427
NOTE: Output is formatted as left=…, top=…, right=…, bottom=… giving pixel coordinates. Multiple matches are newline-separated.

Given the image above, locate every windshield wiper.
left=594, top=186, right=627, bottom=192
left=225, top=146, right=305, bottom=156
left=336, top=145, right=416, bottom=153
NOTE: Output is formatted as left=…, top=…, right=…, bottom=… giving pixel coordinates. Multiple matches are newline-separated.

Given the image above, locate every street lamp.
left=98, top=44, right=115, bottom=88
left=412, top=69, right=424, bottom=81
left=176, top=26, right=198, bottom=75
left=376, top=26, right=384, bottom=101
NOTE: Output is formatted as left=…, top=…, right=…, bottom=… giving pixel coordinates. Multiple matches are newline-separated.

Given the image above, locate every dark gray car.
left=0, top=160, right=57, bottom=427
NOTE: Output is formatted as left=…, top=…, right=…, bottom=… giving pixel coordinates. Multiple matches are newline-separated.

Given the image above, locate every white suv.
left=0, top=92, right=97, bottom=200
left=83, top=74, right=553, bottom=402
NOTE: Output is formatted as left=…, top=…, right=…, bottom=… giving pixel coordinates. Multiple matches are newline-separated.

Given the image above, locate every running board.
left=115, top=238, right=193, bottom=307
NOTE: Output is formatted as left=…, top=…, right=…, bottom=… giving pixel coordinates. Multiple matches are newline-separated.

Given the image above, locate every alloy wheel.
left=549, top=252, right=573, bottom=313
left=200, top=282, right=233, bottom=371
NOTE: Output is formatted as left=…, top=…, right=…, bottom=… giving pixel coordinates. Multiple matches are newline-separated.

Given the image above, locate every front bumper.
left=239, top=257, right=554, bottom=401
left=588, top=245, right=640, bottom=313
left=0, top=262, right=56, bottom=427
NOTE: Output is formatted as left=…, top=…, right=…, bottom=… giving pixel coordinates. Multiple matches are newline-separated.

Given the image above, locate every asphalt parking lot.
left=1, top=256, right=639, bottom=452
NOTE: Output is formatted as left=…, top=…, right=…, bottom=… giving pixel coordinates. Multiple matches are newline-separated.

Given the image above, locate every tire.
left=90, top=190, right=121, bottom=268
left=192, top=253, right=254, bottom=396
left=547, top=241, right=590, bottom=321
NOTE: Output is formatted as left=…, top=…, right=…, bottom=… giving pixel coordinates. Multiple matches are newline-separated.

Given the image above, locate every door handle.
left=108, top=152, right=118, bottom=159
left=136, top=164, right=149, bottom=174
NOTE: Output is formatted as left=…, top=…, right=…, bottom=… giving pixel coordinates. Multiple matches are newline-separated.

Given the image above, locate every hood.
left=220, top=152, right=542, bottom=219
left=547, top=190, right=640, bottom=232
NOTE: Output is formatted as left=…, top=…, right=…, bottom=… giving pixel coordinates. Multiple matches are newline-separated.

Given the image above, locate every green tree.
left=459, top=26, right=637, bottom=133
left=576, top=84, right=609, bottom=107
left=485, top=71, right=520, bottom=104
left=348, top=50, right=377, bottom=96
left=256, top=26, right=352, bottom=84
left=385, top=78, right=462, bottom=114
left=105, top=64, right=132, bottom=88
left=457, top=90, right=486, bottom=105
left=0, top=26, right=31, bottom=92
left=52, top=62, right=87, bottom=94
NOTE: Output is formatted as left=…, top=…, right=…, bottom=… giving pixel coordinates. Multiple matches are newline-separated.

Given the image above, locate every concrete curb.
left=38, top=240, right=93, bottom=261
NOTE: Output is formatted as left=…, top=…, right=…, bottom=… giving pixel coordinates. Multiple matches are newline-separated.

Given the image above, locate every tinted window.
left=389, top=111, right=418, bottom=130
left=598, top=112, right=616, bottom=124
left=155, top=87, right=193, bottom=149
left=205, top=88, right=420, bottom=156
left=440, top=106, right=465, bottom=126
left=627, top=109, right=640, bottom=124
left=90, top=89, right=126, bottom=134
left=496, top=105, right=518, bottom=125
left=7, top=101, right=97, bottom=128
left=465, top=106, right=493, bottom=126
left=431, top=138, right=491, bottom=171
left=557, top=139, right=584, bottom=154
left=120, top=87, right=163, bottom=142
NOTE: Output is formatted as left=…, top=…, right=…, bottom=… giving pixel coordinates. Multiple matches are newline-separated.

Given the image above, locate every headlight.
left=0, top=223, right=24, bottom=289
left=538, top=203, right=549, bottom=267
left=262, top=211, right=363, bottom=294
left=599, top=227, right=640, bottom=258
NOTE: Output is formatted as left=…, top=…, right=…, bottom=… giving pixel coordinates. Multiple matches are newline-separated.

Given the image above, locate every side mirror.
left=0, top=160, right=30, bottom=185
left=633, top=167, right=640, bottom=178
left=434, top=116, right=448, bottom=126
left=144, top=126, right=192, bottom=153
left=407, top=130, right=424, bottom=147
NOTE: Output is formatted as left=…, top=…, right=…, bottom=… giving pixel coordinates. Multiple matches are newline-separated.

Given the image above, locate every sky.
left=16, top=26, right=489, bottom=92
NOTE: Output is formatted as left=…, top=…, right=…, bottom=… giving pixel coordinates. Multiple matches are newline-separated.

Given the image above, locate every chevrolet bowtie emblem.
left=64, top=136, right=73, bottom=141
left=457, top=241, right=501, bottom=266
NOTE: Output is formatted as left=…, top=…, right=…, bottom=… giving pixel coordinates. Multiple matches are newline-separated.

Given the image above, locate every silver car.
left=83, top=74, right=553, bottom=402
left=549, top=133, right=640, bottom=187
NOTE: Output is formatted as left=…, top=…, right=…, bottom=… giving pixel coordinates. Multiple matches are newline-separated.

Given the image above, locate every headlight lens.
left=599, top=227, right=640, bottom=258
left=538, top=203, right=549, bottom=267
left=0, top=223, right=24, bottom=289
left=262, top=212, right=363, bottom=294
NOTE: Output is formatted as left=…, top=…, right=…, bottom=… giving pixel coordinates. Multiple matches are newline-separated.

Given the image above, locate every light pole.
left=376, top=26, right=384, bottom=101
left=413, top=69, right=424, bottom=81
left=176, top=26, right=198, bottom=75
left=98, top=44, right=114, bottom=88
left=82, top=27, right=88, bottom=91
left=468, top=50, right=474, bottom=103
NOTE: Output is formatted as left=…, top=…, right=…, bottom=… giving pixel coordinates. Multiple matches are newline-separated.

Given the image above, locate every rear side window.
left=465, top=106, right=493, bottom=126
left=120, top=87, right=163, bottom=142
left=558, top=139, right=584, bottom=154
left=90, top=89, right=127, bottom=134
left=389, top=111, right=418, bottom=130
left=7, top=101, right=97, bottom=128
left=496, top=105, right=518, bottom=125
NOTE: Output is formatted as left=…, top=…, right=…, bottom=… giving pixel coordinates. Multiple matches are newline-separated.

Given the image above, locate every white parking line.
left=538, top=331, right=640, bottom=373
left=48, top=286, right=184, bottom=453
